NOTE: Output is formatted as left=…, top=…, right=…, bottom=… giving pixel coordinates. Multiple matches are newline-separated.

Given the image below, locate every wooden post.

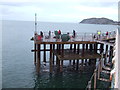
left=98, top=60, right=100, bottom=79
left=50, top=44, right=53, bottom=73
left=82, top=44, right=85, bottom=56
left=89, top=44, right=93, bottom=65
left=94, top=43, right=98, bottom=65
left=52, top=44, right=55, bottom=65
left=57, top=44, right=61, bottom=72
left=56, top=44, right=59, bottom=65
left=85, top=44, right=88, bottom=65
left=37, top=44, right=40, bottom=73
left=94, top=70, right=97, bottom=89
left=60, top=44, right=64, bottom=72
left=104, top=45, right=108, bottom=64
left=73, top=44, right=76, bottom=65
left=81, top=44, right=85, bottom=66
left=69, top=44, right=72, bottom=65
left=94, top=43, right=97, bottom=53
left=109, top=46, right=113, bottom=63
left=100, top=44, right=104, bottom=54
left=61, top=44, right=64, bottom=57
left=76, top=44, right=80, bottom=70
left=34, top=43, right=37, bottom=65
left=43, top=44, right=46, bottom=63
left=90, top=44, right=93, bottom=51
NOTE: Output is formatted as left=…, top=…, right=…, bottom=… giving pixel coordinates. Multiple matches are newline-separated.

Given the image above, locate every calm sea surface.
left=2, top=20, right=117, bottom=88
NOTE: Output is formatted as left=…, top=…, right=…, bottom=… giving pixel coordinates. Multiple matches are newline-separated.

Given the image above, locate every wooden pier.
left=31, top=34, right=115, bottom=74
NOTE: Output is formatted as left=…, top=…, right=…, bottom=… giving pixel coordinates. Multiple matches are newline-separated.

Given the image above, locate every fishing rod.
left=35, top=13, right=37, bottom=33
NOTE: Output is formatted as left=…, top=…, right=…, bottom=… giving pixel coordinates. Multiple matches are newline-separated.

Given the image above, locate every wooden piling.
left=37, top=44, right=40, bottom=73
left=76, top=44, right=80, bottom=70
left=73, top=44, right=76, bottom=65
left=98, top=63, right=100, bottom=79
left=94, top=43, right=98, bottom=65
left=82, top=44, right=85, bottom=65
left=69, top=44, right=72, bottom=65
left=50, top=44, right=53, bottom=73
left=60, top=44, right=64, bottom=72
left=109, top=46, right=113, bottom=62
left=34, top=43, right=37, bottom=65
left=52, top=44, right=55, bottom=65
left=94, top=43, right=98, bottom=53
left=100, top=44, right=104, bottom=54
left=90, top=44, right=93, bottom=51
left=104, top=45, right=108, bottom=65
left=43, top=44, right=46, bottom=63
left=94, top=70, right=97, bottom=89
left=89, top=44, right=93, bottom=65
left=85, top=44, right=88, bottom=64
left=57, top=44, right=61, bottom=72
left=56, top=44, right=59, bottom=65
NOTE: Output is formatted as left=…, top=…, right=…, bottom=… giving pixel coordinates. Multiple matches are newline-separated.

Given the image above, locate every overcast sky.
left=0, top=0, right=119, bottom=22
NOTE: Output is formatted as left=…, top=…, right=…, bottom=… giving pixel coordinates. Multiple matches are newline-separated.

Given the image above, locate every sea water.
left=2, top=20, right=117, bottom=88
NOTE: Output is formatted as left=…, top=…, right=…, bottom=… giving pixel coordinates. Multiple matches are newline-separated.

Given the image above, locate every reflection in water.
left=34, top=64, right=95, bottom=88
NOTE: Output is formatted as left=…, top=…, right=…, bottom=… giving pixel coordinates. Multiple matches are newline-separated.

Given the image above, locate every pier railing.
left=34, top=31, right=116, bottom=42
left=34, top=32, right=96, bottom=42
left=86, top=48, right=114, bottom=90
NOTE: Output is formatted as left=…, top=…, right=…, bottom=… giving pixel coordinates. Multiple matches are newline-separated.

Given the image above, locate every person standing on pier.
left=73, top=30, right=76, bottom=38
left=58, top=30, right=61, bottom=35
left=40, top=31, right=43, bottom=38
left=106, top=31, right=108, bottom=39
left=97, top=31, right=101, bottom=40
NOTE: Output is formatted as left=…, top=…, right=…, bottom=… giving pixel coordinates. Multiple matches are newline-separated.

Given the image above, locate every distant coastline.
left=79, top=17, right=120, bottom=25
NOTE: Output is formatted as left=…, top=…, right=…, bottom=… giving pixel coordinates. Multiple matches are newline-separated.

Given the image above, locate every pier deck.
left=31, top=32, right=115, bottom=73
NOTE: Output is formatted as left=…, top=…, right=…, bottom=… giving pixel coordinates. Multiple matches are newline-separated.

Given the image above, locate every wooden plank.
left=56, top=53, right=101, bottom=60
left=31, top=49, right=50, bottom=52
left=98, top=78, right=111, bottom=82
left=35, top=40, right=97, bottom=44
left=96, top=40, right=114, bottom=46
left=101, top=70, right=110, bottom=74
